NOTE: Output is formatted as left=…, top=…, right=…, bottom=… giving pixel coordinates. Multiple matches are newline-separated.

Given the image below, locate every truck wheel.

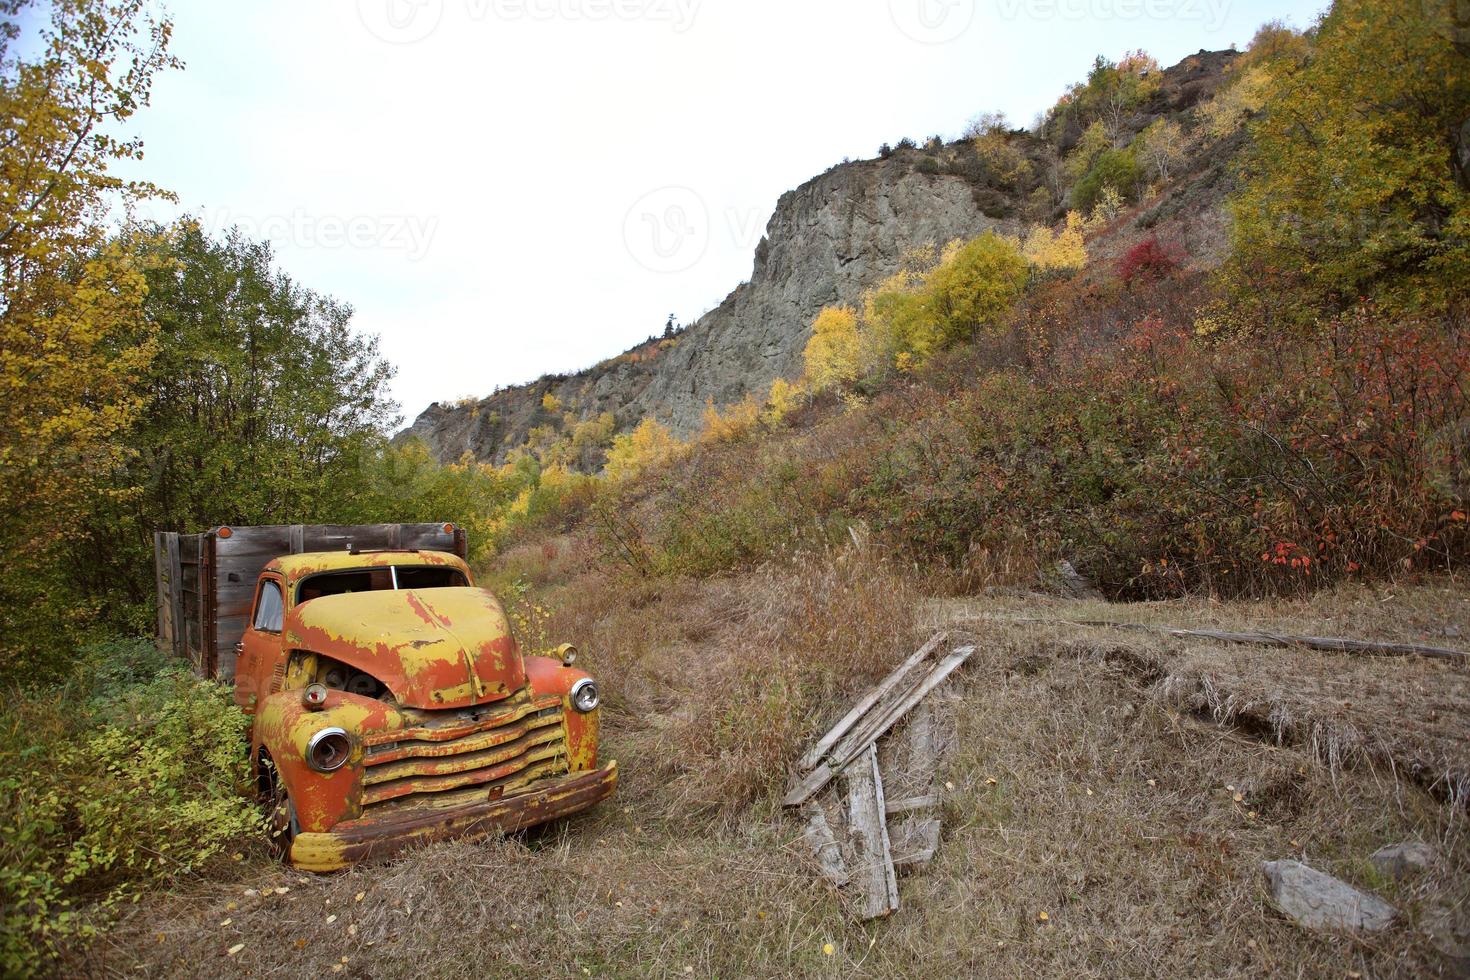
left=258, top=751, right=300, bottom=859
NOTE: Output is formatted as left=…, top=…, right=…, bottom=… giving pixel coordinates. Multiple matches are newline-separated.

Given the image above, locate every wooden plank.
left=796, top=632, right=948, bottom=774
left=844, top=744, right=899, bottom=919
left=892, top=818, right=942, bottom=870
left=785, top=645, right=977, bottom=807
left=203, top=533, right=218, bottom=677
left=153, top=531, right=167, bottom=650
left=885, top=794, right=940, bottom=816
left=801, top=804, right=849, bottom=887
left=166, top=534, right=184, bottom=662
left=906, top=699, right=940, bottom=786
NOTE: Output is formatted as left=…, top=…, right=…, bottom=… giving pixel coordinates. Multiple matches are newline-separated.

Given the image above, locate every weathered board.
left=844, top=743, right=899, bottom=919
left=796, top=631, right=949, bottom=774
left=785, top=643, right=977, bottom=807
left=801, top=803, right=850, bottom=887
left=154, top=523, right=466, bottom=680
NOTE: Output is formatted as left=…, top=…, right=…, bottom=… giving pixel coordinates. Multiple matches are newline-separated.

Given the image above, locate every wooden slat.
left=844, top=744, right=899, bottom=919
left=166, top=534, right=184, bottom=662
left=885, top=794, right=940, bottom=816
left=785, top=645, right=977, bottom=807
left=892, top=818, right=942, bottom=869
left=801, top=803, right=849, bottom=887
left=796, top=632, right=948, bottom=774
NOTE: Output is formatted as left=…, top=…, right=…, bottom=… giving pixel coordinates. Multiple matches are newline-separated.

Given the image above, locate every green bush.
left=0, top=639, right=260, bottom=974
left=1072, top=147, right=1141, bottom=214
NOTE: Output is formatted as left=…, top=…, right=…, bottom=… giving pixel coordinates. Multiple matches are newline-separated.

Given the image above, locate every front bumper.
left=288, top=761, right=618, bottom=873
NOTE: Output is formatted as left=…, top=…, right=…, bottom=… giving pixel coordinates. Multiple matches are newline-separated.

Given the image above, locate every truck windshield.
left=296, top=566, right=468, bottom=604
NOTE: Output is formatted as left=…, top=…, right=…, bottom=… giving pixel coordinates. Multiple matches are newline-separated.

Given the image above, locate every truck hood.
left=284, top=588, right=525, bottom=710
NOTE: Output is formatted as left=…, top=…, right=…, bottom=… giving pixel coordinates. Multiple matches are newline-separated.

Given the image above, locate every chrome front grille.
left=360, top=693, right=569, bottom=813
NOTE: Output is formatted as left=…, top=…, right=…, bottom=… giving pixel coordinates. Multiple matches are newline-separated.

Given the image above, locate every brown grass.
left=73, top=565, right=1470, bottom=977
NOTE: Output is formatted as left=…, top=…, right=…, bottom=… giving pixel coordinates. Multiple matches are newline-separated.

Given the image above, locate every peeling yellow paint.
left=242, top=549, right=613, bottom=871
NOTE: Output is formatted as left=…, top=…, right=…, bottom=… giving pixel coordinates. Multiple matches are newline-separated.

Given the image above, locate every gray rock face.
left=400, top=49, right=1240, bottom=467
left=1370, top=842, right=1436, bottom=879
left=400, top=154, right=1008, bottom=464
left=1262, top=860, right=1396, bottom=932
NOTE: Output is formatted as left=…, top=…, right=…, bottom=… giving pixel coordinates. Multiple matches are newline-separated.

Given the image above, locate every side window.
left=252, top=580, right=284, bottom=633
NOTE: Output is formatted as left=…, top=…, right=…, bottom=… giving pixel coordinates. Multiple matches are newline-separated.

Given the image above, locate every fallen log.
left=977, top=616, right=1467, bottom=664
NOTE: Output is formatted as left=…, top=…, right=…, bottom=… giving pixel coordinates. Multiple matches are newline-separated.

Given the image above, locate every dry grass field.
left=78, top=549, right=1469, bottom=978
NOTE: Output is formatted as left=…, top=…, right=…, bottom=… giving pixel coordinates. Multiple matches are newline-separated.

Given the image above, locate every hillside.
left=9, top=2, right=1470, bottom=974
left=401, top=50, right=1240, bottom=464
left=81, top=572, right=1470, bottom=976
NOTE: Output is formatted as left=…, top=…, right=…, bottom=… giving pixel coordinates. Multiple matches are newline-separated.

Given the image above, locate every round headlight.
left=570, top=678, right=600, bottom=713
left=306, top=727, right=352, bottom=772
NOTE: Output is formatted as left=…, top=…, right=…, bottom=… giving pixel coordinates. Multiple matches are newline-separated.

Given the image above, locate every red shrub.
left=1119, top=237, right=1180, bottom=285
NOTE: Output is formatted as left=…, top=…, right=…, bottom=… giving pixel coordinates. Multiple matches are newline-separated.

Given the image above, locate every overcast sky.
left=109, top=0, right=1325, bottom=424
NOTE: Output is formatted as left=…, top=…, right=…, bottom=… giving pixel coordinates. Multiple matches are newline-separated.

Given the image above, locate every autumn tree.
left=1136, top=119, right=1187, bottom=184
left=0, top=0, right=179, bottom=671
left=74, top=223, right=399, bottom=627
left=1022, top=211, right=1087, bottom=273
left=604, top=417, right=685, bottom=482
left=926, top=233, right=1030, bottom=344
left=802, top=305, right=862, bottom=393
left=1229, top=0, right=1470, bottom=314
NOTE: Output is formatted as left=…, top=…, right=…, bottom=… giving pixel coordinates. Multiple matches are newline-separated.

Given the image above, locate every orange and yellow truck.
left=153, top=523, right=615, bottom=871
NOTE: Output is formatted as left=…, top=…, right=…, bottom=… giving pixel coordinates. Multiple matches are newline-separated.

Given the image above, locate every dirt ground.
left=79, top=574, right=1470, bottom=978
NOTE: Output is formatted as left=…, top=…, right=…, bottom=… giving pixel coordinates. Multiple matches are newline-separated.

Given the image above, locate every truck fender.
left=524, top=655, right=600, bottom=773
left=253, top=689, right=389, bottom=832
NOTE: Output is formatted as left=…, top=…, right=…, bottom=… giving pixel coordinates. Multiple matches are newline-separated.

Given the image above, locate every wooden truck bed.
left=154, top=523, right=467, bottom=680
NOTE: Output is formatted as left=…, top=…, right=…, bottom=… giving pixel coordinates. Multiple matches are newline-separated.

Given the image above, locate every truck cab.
left=154, top=525, right=615, bottom=872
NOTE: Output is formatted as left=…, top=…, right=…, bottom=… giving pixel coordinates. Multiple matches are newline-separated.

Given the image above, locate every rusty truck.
left=153, top=522, right=615, bottom=872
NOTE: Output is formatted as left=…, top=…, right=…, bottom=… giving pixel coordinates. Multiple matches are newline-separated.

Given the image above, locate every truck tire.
left=257, top=750, right=300, bottom=859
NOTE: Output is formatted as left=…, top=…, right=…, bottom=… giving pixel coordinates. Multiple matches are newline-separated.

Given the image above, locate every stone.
left=1369, top=842, right=1436, bottom=879
left=1261, top=860, right=1396, bottom=932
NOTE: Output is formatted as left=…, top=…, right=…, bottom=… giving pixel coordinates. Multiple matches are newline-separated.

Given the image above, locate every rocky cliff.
left=402, top=49, right=1237, bottom=466
left=402, top=150, right=1015, bottom=465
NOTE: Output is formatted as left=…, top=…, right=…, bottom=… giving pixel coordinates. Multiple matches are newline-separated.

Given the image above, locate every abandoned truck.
left=153, top=523, right=615, bottom=872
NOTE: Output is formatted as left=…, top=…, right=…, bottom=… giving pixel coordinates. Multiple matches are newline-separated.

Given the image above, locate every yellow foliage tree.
left=925, top=232, right=1030, bottom=344
left=1196, top=64, right=1273, bottom=139
left=1229, top=0, right=1469, bottom=312
left=1021, top=211, right=1087, bottom=273
left=802, top=305, right=863, bottom=393
left=0, top=0, right=179, bottom=671
left=700, top=395, right=761, bottom=444
left=604, top=417, right=686, bottom=482
left=801, top=232, right=1031, bottom=388
left=764, top=377, right=803, bottom=423
left=1135, top=119, right=1188, bottom=184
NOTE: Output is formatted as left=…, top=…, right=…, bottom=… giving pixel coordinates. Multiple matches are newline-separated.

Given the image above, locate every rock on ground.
left=1262, top=860, right=1396, bottom=932
left=1370, top=842, right=1436, bottom=879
